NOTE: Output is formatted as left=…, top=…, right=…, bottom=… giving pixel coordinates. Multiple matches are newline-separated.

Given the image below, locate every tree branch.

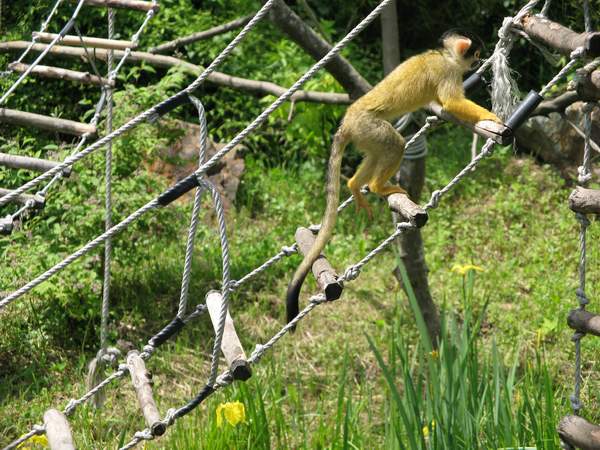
left=531, top=91, right=580, bottom=116
left=0, top=41, right=350, bottom=105
left=148, top=15, right=253, bottom=54
left=264, top=0, right=372, bottom=99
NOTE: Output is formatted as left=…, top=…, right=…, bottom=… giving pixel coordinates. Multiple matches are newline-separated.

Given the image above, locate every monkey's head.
left=440, top=31, right=484, bottom=71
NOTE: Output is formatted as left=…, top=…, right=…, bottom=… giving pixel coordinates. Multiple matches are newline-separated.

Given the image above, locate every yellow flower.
left=429, top=350, right=439, bottom=360
left=16, top=434, right=48, bottom=449
left=422, top=419, right=436, bottom=438
left=451, top=264, right=484, bottom=276
left=216, top=401, right=246, bottom=428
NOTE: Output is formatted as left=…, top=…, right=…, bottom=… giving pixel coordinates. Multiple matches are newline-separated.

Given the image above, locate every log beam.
left=32, top=32, right=136, bottom=51
left=569, top=187, right=600, bottom=215
left=427, top=103, right=512, bottom=145
left=294, top=227, right=343, bottom=301
left=576, top=69, right=600, bottom=102
left=388, top=193, right=428, bottom=227
left=517, top=14, right=600, bottom=57
left=8, top=62, right=114, bottom=87
left=0, top=188, right=45, bottom=206
left=0, top=108, right=96, bottom=137
left=75, top=0, right=159, bottom=12
left=558, top=415, right=600, bottom=450
left=126, top=350, right=166, bottom=436
left=43, top=409, right=75, bottom=450
left=205, top=291, right=252, bottom=381
left=568, top=309, right=600, bottom=336
left=0, top=152, right=72, bottom=176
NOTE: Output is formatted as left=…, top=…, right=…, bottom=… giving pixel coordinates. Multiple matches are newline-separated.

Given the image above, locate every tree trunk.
left=381, top=3, right=440, bottom=345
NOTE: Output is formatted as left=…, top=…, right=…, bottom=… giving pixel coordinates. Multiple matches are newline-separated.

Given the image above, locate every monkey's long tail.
left=286, top=129, right=349, bottom=328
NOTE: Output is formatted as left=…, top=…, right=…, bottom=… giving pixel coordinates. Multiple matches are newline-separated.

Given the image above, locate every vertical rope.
left=540, top=0, right=552, bottom=17
left=583, top=0, right=592, bottom=32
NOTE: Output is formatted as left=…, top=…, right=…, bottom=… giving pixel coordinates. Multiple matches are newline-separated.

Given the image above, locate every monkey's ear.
left=454, top=38, right=472, bottom=56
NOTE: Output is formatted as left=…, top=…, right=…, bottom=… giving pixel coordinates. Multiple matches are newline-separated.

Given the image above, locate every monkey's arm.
left=440, top=96, right=501, bottom=124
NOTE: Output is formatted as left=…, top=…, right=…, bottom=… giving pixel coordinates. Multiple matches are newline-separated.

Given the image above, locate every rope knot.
left=249, top=344, right=266, bottom=364
left=577, top=166, right=593, bottom=185
left=308, top=224, right=320, bottom=233
left=134, top=429, right=154, bottom=442
left=575, top=211, right=591, bottom=227
left=63, top=399, right=78, bottom=415
left=569, top=394, right=582, bottom=412
left=142, top=345, right=155, bottom=357
left=571, top=331, right=585, bottom=342
left=428, top=190, right=442, bottom=209
left=118, top=363, right=129, bottom=373
left=281, top=245, right=297, bottom=256
left=570, top=47, right=584, bottom=59
left=309, top=293, right=327, bottom=305
left=343, top=265, right=360, bottom=281
left=32, top=424, right=46, bottom=434
left=215, top=371, right=234, bottom=387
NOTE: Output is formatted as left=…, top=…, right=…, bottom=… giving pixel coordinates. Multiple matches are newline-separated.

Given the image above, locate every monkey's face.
left=442, top=32, right=483, bottom=71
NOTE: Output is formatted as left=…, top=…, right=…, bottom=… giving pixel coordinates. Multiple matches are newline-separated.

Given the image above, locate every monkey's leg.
left=365, top=121, right=407, bottom=197
left=348, top=155, right=376, bottom=217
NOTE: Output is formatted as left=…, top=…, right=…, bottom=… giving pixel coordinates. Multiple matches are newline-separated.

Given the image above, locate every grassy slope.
left=2, top=124, right=599, bottom=449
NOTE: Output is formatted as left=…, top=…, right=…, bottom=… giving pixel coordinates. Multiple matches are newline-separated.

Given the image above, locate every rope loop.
left=134, top=429, right=154, bottom=442
left=281, top=245, right=297, bottom=256
left=576, top=288, right=590, bottom=306
left=429, top=190, right=442, bottom=209
left=571, top=331, right=585, bottom=342
left=569, top=394, right=582, bottom=412
left=32, top=424, right=45, bottom=434
left=575, top=212, right=591, bottom=228
left=343, top=265, right=361, bottom=281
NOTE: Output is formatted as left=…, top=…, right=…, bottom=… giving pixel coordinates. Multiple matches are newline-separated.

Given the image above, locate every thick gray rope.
left=583, top=0, right=592, bottom=33
left=0, top=0, right=275, bottom=207
left=540, top=0, right=552, bottom=17
left=175, top=95, right=209, bottom=319
left=0, top=0, right=86, bottom=105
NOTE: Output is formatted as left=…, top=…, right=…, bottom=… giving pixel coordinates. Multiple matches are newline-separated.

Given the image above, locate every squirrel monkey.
left=286, top=32, right=502, bottom=326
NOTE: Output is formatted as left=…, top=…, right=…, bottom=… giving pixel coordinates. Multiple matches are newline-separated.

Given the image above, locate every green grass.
left=1, top=126, right=599, bottom=449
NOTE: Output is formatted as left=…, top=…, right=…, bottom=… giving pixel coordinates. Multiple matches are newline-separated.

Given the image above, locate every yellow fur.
left=285, top=33, right=502, bottom=326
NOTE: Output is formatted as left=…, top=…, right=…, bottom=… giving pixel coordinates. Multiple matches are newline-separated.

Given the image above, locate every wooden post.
left=43, top=409, right=75, bottom=450
left=518, top=14, right=600, bottom=57
left=294, top=227, right=344, bottom=301
left=0, top=188, right=45, bottom=206
left=126, top=351, right=166, bottom=436
left=568, top=309, right=600, bottom=336
left=569, top=187, right=600, bottom=215
left=0, top=152, right=71, bottom=176
left=32, top=32, right=136, bottom=50
left=8, top=62, right=114, bottom=87
left=427, top=103, right=512, bottom=145
left=75, top=0, right=159, bottom=12
left=0, top=108, right=96, bottom=137
left=387, top=193, right=428, bottom=227
left=205, top=291, right=252, bottom=381
left=576, top=69, right=600, bottom=102
left=558, top=415, right=600, bottom=450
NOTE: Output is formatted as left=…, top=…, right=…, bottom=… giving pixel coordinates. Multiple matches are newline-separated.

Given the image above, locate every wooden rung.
left=205, top=290, right=252, bottom=381
left=0, top=188, right=45, bottom=206
left=426, top=103, right=512, bottom=145
left=569, top=187, right=600, bottom=215
left=294, top=227, right=343, bottom=301
left=43, top=409, right=75, bottom=450
left=558, top=415, right=600, bottom=450
left=0, top=215, right=13, bottom=235
left=77, top=0, right=159, bottom=12
left=33, top=32, right=137, bottom=51
left=388, top=193, right=428, bottom=228
left=8, top=62, right=114, bottom=87
left=126, top=350, right=166, bottom=436
left=0, top=153, right=71, bottom=176
left=0, top=108, right=96, bottom=137
left=568, top=309, right=600, bottom=336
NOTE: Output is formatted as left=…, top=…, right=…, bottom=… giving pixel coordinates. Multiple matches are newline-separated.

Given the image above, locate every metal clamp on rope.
left=148, top=317, right=186, bottom=348
left=150, top=91, right=190, bottom=121
left=463, top=72, right=482, bottom=92
left=156, top=173, right=201, bottom=206
left=505, top=90, right=544, bottom=131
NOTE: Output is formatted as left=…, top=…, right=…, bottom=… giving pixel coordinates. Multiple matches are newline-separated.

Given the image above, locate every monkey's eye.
left=474, top=50, right=481, bottom=59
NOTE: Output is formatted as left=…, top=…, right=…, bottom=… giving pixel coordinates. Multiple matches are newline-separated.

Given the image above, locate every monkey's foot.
left=370, top=185, right=407, bottom=197
left=354, top=196, right=373, bottom=219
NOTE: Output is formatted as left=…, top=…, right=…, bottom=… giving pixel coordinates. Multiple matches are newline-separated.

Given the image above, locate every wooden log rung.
left=43, top=409, right=75, bottom=450
left=33, top=32, right=137, bottom=51
left=77, top=0, right=159, bottom=12
left=388, top=193, right=428, bottom=227
left=0, top=152, right=71, bottom=176
left=568, top=309, right=600, bottom=337
left=426, top=102, right=513, bottom=145
left=126, top=350, right=166, bottom=436
left=569, top=187, right=600, bottom=215
left=0, top=108, right=96, bottom=137
left=8, top=62, right=114, bottom=87
left=205, top=290, right=252, bottom=381
left=0, top=215, right=14, bottom=235
left=295, top=227, right=344, bottom=301
left=0, top=188, right=45, bottom=206
left=558, top=415, right=600, bottom=450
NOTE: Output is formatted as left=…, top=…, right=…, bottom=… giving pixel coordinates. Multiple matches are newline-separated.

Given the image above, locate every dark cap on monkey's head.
left=439, top=29, right=485, bottom=58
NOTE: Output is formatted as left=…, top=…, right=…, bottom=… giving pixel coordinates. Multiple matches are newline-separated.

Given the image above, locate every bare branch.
left=148, top=15, right=253, bottom=54
left=264, top=0, right=372, bottom=99
left=0, top=41, right=350, bottom=105
left=532, top=91, right=580, bottom=116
